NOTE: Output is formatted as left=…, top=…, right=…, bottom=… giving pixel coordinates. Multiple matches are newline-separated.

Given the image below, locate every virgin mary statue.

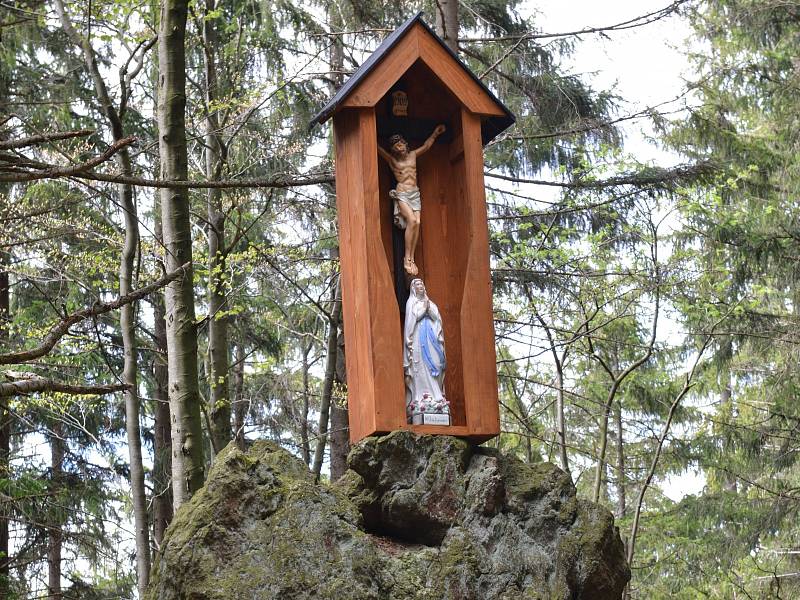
left=404, top=279, right=449, bottom=423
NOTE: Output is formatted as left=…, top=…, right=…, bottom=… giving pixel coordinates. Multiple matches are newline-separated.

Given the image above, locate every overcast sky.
left=527, top=0, right=696, bottom=164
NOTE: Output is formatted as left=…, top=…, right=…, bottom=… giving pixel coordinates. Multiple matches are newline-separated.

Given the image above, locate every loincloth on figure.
left=390, top=188, right=421, bottom=229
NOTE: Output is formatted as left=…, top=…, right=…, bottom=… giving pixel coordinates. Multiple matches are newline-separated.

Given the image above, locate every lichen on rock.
left=147, top=432, right=630, bottom=600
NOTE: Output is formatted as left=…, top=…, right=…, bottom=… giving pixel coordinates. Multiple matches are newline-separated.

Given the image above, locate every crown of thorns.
left=389, top=134, right=407, bottom=146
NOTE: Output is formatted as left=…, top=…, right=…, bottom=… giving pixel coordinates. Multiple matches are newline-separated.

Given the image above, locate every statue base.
left=411, top=413, right=451, bottom=426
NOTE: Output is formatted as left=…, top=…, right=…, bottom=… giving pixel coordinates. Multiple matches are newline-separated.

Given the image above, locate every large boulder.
left=147, top=432, right=630, bottom=600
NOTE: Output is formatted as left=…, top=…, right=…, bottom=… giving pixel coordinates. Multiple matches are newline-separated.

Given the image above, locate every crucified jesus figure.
left=378, top=124, right=446, bottom=276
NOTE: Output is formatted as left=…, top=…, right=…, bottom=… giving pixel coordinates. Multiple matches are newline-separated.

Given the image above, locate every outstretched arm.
left=415, top=124, right=446, bottom=157
left=377, top=145, right=393, bottom=163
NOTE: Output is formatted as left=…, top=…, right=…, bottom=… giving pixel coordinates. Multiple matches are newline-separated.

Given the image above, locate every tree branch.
left=0, top=129, right=94, bottom=150
left=485, top=161, right=717, bottom=190
left=0, top=377, right=128, bottom=398
left=0, top=136, right=136, bottom=183
left=0, top=262, right=190, bottom=365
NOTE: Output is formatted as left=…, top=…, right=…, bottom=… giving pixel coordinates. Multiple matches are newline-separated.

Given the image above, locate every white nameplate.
left=422, top=413, right=450, bottom=426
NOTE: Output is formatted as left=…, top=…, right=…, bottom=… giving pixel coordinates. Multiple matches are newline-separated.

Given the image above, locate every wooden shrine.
left=310, top=13, right=515, bottom=443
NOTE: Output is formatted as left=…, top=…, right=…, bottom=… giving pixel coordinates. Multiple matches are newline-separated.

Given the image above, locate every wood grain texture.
left=334, top=110, right=372, bottom=442
left=418, top=146, right=466, bottom=427
left=343, top=23, right=507, bottom=119
left=334, top=108, right=406, bottom=443
left=458, top=109, right=501, bottom=437
left=342, top=30, right=419, bottom=108
left=417, top=28, right=506, bottom=117
left=360, top=109, right=407, bottom=434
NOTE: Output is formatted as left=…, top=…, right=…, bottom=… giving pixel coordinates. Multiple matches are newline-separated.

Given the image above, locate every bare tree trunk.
left=119, top=167, right=150, bottom=595
left=232, top=343, right=246, bottom=451
left=555, top=363, right=569, bottom=472
left=326, top=6, right=350, bottom=482
left=152, top=67, right=174, bottom=547
left=312, top=278, right=342, bottom=480
left=300, top=339, right=312, bottom=466
left=0, top=250, right=10, bottom=595
left=434, top=0, right=459, bottom=53
left=202, top=0, right=231, bottom=456
left=47, top=425, right=65, bottom=600
left=628, top=347, right=707, bottom=566
left=52, top=2, right=151, bottom=588
left=592, top=230, right=660, bottom=504
left=329, top=326, right=350, bottom=480
left=158, top=0, right=205, bottom=507
left=152, top=276, right=173, bottom=545
left=615, top=401, right=626, bottom=518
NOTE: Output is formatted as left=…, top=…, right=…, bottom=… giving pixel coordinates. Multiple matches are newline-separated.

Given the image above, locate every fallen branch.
left=0, top=262, right=191, bottom=365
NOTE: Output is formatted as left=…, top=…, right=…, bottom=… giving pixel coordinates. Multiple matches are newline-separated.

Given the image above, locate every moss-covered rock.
left=147, top=433, right=629, bottom=600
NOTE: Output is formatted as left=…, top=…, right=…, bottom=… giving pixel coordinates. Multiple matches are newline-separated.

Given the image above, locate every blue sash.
left=420, top=317, right=445, bottom=377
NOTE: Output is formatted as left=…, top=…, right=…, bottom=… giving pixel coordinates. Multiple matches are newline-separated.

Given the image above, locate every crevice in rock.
left=359, top=510, right=449, bottom=547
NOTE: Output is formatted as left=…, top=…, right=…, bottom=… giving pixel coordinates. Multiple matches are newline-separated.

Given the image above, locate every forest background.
left=1, top=0, right=798, bottom=598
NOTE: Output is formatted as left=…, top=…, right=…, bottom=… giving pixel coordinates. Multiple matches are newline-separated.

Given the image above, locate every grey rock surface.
left=147, top=431, right=630, bottom=600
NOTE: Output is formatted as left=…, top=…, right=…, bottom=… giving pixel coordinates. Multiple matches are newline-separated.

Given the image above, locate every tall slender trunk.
left=593, top=391, right=614, bottom=503
left=0, top=59, right=11, bottom=590
left=152, top=49, right=174, bottom=546
left=329, top=326, right=350, bottom=480
left=434, top=0, right=459, bottom=53
left=615, top=400, right=626, bottom=518
left=152, top=262, right=173, bottom=545
left=0, top=250, right=10, bottom=594
left=312, top=278, right=342, bottom=480
left=555, top=363, right=569, bottom=472
left=232, top=343, right=246, bottom=451
left=719, top=378, right=737, bottom=492
left=47, top=424, right=65, bottom=600
left=592, top=269, right=659, bottom=504
left=203, top=0, right=231, bottom=456
left=119, top=166, right=150, bottom=594
left=530, top=297, right=568, bottom=471
left=52, top=2, right=151, bottom=588
left=158, top=0, right=205, bottom=507
left=326, top=6, right=350, bottom=481
left=300, top=339, right=312, bottom=466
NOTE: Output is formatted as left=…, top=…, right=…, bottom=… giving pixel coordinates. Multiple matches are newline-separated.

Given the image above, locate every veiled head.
left=410, top=278, right=426, bottom=298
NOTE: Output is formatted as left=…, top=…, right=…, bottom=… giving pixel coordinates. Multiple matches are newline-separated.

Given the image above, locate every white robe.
left=403, top=284, right=448, bottom=421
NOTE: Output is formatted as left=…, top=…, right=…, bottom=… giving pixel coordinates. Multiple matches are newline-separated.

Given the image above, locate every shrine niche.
left=310, top=12, right=515, bottom=443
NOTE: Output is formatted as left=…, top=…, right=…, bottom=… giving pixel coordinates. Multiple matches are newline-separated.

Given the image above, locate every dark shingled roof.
left=309, top=12, right=515, bottom=145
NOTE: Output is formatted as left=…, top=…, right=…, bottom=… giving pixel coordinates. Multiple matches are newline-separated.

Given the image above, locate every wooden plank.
left=334, top=110, right=375, bottom=442
left=418, top=148, right=466, bottom=426
left=334, top=108, right=406, bottom=443
left=342, top=29, right=420, bottom=108
left=459, top=109, right=500, bottom=439
left=359, top=109, right=407, bottom=435
left=407, top=424, right=469, bottom=436
left=417, top=26, right=506, bottom=117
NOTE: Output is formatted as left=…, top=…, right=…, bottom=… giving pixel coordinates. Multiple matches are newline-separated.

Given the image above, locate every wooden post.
left=334, top=108, right=406, bottom=442
left=459, top=109, right=500, bottom=437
